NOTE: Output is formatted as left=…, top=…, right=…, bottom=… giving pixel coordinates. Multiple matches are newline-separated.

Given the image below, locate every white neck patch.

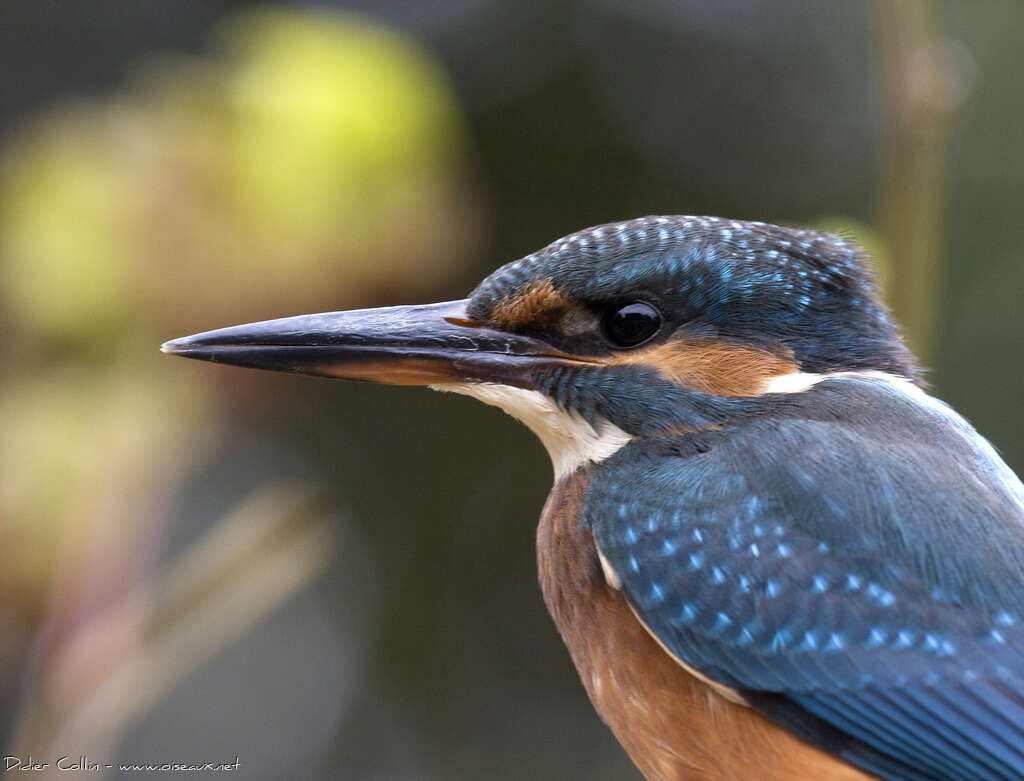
left=763, top=369, right=916, bottom=395
left=430, top=382, right=633, bottom=480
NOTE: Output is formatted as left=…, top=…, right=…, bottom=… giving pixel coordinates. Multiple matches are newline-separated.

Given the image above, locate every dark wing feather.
left=589, top=376, right=1024, bottom=781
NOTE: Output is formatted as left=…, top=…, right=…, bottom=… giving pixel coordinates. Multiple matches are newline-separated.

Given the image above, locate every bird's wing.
left=589, top=376, right=1024, bottom=781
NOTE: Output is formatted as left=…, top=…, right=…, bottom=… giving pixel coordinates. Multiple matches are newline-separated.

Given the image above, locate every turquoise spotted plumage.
left=589, top=375, right=1024, bottom=781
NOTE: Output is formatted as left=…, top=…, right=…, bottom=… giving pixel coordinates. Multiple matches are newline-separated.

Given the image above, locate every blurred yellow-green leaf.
left=0, top=7, right=474, bottom=355
left=220, top=9, right=463, bottom=246
left=0, top=115, right=139, bottom=351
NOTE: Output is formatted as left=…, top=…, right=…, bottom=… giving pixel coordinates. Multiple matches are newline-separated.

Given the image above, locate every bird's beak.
left=161, top=299, right=592, bottom=389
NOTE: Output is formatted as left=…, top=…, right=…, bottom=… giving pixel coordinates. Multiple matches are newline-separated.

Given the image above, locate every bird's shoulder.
left=589, top=372, right=1024, bottom=617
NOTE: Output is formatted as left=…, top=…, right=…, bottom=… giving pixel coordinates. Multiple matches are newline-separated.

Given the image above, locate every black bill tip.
left=161, top=299, right=595, bottom=388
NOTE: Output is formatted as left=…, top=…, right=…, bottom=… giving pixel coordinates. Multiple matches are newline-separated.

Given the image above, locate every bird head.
left=163, top=216, right=917, bottom=477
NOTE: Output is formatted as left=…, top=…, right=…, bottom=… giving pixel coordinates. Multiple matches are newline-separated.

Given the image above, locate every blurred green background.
left=1, top=2, right=1022, bottom=779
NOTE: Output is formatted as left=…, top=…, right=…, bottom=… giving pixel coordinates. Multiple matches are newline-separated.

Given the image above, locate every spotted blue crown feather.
left=469, top=215, right=917, bottom=380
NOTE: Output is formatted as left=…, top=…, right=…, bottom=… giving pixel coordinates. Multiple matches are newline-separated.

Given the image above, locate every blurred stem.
left=11, top=485, right=336, bottom=776
left=874, top=0, right=972, bottom=365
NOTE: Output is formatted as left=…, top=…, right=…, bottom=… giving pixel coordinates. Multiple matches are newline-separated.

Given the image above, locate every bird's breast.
left=535, top=467, right=873, bottom=781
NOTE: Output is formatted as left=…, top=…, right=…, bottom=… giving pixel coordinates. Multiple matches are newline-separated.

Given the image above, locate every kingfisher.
left=163, top=216, right=1024, bottom=781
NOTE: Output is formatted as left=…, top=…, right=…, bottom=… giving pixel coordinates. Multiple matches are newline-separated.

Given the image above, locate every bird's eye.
left=601, top=302, right=662, bottom=348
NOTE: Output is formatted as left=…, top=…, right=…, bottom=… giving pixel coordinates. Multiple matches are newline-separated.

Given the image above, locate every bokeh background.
left=1, top=2, right=1022, bottom=779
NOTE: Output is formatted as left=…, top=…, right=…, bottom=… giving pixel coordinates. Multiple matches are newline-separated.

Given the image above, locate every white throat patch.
left=430, top=382, right=633, bottom=480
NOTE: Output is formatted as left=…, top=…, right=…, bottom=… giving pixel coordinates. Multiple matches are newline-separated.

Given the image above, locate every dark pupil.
left=603, top=302, right=661, bottom=347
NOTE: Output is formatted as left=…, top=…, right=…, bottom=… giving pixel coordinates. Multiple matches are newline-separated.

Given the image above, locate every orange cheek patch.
left=490, top=278, right=573, bottom=330
left=609, top=338, right=798, bottom=397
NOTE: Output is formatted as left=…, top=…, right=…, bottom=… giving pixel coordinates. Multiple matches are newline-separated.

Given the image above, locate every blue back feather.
left=589, top=375, right=1024, bottom=781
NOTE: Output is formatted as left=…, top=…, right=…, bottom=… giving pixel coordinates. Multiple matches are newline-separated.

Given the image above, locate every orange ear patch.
left=610, top=338, right=797, bottom=397
left=490, top=278, right=572, bottom=330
